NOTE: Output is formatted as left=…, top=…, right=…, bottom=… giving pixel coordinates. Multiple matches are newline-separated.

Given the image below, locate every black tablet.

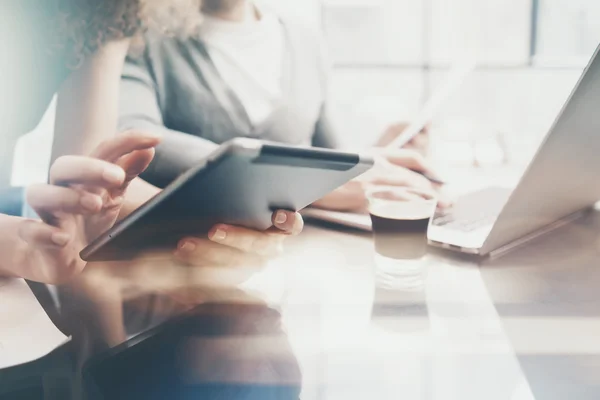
left=81, top=139, right=374, bottom=261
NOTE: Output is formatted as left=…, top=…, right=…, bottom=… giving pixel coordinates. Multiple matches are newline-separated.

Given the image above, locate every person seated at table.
left=118, top=0, right=439, bottom=213
left=0, top=0, right=303, bottom=285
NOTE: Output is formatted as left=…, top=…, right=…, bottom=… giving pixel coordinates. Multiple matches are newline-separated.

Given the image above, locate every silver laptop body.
left=428, top=44, right=600, bottom=256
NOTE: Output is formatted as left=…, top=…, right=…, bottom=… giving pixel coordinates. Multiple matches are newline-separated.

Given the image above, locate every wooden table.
left=4, top=203, right=600, bottom=400
left=251, top=211, right=600, bottom=400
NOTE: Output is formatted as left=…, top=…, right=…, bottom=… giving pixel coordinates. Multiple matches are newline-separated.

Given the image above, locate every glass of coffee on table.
left=367, top=186, right=437, bottom=328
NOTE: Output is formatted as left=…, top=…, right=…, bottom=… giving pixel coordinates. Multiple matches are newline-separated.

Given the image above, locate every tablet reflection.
left=81, top=292, right=301, bottom=400
left=54, top=252, right=301, bottom=400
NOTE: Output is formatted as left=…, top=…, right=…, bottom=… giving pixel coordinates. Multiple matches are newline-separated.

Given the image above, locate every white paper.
left=0, top=278, right=70, bottom=369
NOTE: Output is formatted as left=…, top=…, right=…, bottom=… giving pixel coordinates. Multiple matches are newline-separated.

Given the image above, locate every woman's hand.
left=175, top=210, right=303, bottom=265
left=170, top=210, right=304, bottom=289
left=377, top=122, right=430, bottom=155
left=313, top=149, right=442, bottom=212
left=13, top=131, right=160, bottom=284
left=65, top=211, right=305, bottom=308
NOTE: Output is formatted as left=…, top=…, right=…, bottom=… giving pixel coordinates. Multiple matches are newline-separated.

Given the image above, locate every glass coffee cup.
left=367, top=186, right=438, bottom=330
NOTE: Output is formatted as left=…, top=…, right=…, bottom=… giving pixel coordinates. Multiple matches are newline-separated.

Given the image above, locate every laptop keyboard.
left=433, top=213, right=497, bottom=232
left=432, top=187, right=511, bottom=233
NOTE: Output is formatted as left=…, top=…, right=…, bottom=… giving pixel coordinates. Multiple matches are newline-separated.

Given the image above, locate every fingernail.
left=80, top=195, right=100, bottom=211
left=102, top=166, right=125, bottom=184
left=179, top=241, right=197, bottom=253
left=210, top=228, right=227, bottom=243
left=275, top=211, right=288, bottom=225
left=51, top=232, right=70, bottom=246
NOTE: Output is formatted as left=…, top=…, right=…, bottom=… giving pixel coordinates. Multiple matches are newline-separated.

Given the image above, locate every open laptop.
left=307, top=44, right=600, bottom=257
left=429, top=44, right=600, bottom=256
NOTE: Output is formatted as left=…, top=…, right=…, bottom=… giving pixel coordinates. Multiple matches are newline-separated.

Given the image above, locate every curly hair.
left=48, top=0, right=202, bottom=69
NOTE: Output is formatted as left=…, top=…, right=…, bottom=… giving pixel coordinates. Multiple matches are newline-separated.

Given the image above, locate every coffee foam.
left=368, top=201, right=435, bottom=220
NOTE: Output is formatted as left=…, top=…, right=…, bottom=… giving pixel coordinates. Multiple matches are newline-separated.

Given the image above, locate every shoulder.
left=124, top=29, right=206, bottom=94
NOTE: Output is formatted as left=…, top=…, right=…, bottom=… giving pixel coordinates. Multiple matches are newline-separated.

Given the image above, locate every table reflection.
left=82, top=293, right=301, bottom=400
left=273, top=225, right=532, bottom=400
left=12, top=212, right=600, bottom=399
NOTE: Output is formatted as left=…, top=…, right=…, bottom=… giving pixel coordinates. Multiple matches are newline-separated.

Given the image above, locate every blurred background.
left=11, top=0, right=600, bottom=184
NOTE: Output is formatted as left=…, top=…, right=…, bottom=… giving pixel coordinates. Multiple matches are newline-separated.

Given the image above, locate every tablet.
left=81, top=139, right=374, bottom=261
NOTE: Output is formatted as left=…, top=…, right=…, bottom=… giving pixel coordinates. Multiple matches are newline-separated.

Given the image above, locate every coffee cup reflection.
left=367, top=187, right=437, bottom=332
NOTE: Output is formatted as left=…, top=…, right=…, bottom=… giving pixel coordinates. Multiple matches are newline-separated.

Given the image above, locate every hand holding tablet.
left=81, top=139, right=374, bottom=261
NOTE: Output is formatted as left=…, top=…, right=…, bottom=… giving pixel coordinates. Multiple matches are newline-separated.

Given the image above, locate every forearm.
left=52, top=39, right=131, bottom=161
left=119, top=177, right=161, bottom=219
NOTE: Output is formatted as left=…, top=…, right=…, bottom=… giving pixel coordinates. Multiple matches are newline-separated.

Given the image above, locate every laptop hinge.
left=486, top=209, right=589, bottom=259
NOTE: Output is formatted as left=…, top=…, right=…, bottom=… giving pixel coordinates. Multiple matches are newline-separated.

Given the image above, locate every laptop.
left=307, top=44, right=600, bottom=257
left=430, top=45, right=600, bottom=256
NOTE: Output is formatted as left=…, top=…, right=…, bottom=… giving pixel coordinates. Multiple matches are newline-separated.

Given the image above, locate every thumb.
left=115, top=148, right=156, bottom=191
